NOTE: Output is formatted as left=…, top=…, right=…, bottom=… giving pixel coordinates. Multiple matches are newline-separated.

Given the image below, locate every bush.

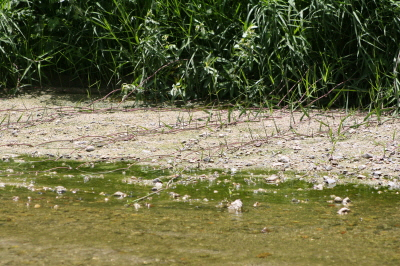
left=1, top=0, right=399, bottom=110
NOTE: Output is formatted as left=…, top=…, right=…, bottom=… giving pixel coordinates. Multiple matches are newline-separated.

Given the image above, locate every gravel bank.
left=1, top=92, right=399, bottom=189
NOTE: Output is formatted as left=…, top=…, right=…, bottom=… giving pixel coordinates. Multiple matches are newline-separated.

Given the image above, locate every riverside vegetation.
left=1, top=0, right=400, bottom=114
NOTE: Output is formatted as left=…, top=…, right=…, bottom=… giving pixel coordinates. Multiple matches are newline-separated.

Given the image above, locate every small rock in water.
left=337, top=207, right=350, bottom=215
left=324, top=176, right=336, bottom=187
left=313, top=184, right=324, bottom=190
left=334, top=196, right=343, bottom=203
left=55, top=186, right=67, bottom=194
left=113, top=191, right=127, bottom=198
left=261, top=227, right=271, bottom=233
left=291, top=198, right=300, bottom=203
left=182, top=195, right=191, bottom=201
left=264, top=174, right=280, bottom=184
left=228, top=199, right=243, bottom=213
left=169, top=192, right=180, bottom=198
left=342, top=197, right=351, bottom=205
left=154, top=182, right=163, bottom=190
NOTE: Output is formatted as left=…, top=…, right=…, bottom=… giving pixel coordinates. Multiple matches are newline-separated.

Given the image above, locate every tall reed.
left=0, top=0, right=399, bottom=111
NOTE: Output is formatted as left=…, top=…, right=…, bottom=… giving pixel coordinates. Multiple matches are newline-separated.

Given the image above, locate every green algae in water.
left=1, top=158, right=400, bottom=265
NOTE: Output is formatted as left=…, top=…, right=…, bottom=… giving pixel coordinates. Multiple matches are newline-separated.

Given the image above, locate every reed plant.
left=1, top=0, right=399, bottom=111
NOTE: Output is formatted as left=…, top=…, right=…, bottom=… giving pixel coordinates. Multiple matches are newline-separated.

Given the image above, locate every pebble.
left=153, top=182, right=163, bottom=190
left=277, top=156, right=290, bottom=163
left=228, top=199, right=243, bottom=213
left=85, top=146, right=95, bottom=152
left=56, top=186, right=67, bottom=194
left=324, top=176, right=336, bottom=185
left=334, top=196, right=343, bottom=203
left=254, top=142, right=262, bottom=147
left=169, top=192, right=180, bottom=198
left=313, top=184, right=324, bottom=190
left=362, top=153, right=373, bottom=159
left=342, top=197, right=351, bottom=205
left=291, top=198, right=300, bottom=203
left=133, top=203, right=141, bottom=210
left=337, top=207, right=351, bottom=215
left=331, top=155, right=343, bottom=160
left=265, top=174, right=280, bottom=183
left=373, top=171, right=382, bottom=176
left=358, top=165, right=367, bottom=170
left=113, top=191, right=127, bottom=198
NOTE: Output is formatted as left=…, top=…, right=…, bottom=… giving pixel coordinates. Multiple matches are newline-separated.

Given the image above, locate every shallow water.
left=1, top=157, right=400, bottom=265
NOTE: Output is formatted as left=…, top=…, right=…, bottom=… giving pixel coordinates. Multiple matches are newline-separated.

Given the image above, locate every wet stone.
left=337, top=207, right=351, bottom=215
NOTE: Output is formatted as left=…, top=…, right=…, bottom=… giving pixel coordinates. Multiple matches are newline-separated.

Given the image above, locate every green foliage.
left=1, top=0, right=399, bottom=110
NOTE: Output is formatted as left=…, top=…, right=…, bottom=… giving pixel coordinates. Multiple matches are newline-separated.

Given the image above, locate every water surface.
left=1, top=157, right=399, bottom=265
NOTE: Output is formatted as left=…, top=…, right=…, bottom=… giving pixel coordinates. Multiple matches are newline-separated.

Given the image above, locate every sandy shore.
left=1, top=92, right=399, bottom=188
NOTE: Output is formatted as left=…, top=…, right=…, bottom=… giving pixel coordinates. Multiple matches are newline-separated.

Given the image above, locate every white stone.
left=337, top=207, right=350, bottom=215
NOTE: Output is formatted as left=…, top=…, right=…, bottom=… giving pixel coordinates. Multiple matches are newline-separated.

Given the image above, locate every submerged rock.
left=169, top=192, right=180, bottom=198
left=113, top=191, right=127, bottom=198
left=264, top=174, right=280, bottom=184
left=55, top=186, right=67, bottom=194
left=313, top=184, right=324, bottom=190
left=228, top=199, right=243, bottom=213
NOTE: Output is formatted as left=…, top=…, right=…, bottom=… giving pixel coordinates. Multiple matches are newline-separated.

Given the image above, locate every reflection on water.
left=1, top=158, right=400, bottom=265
